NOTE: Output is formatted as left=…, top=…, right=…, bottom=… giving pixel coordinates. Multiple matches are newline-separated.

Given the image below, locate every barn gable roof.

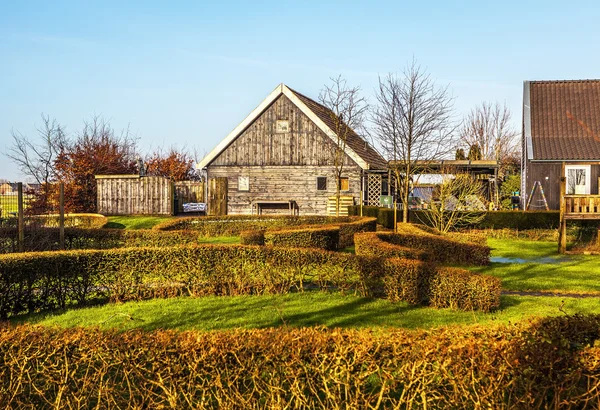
left=525, top=79, right=600, bottom=161
left=198, top=84, right=386, bottom=170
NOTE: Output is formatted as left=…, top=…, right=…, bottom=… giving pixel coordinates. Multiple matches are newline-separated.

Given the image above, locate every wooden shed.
left=198, top=84, right=386, bottom=216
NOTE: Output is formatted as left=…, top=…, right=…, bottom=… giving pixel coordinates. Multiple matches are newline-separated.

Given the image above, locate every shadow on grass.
left=104, top=222, right=126, bottom=229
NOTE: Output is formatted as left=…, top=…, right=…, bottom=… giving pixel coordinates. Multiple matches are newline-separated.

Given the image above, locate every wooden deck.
left=564, top=195, right=600, bottom=219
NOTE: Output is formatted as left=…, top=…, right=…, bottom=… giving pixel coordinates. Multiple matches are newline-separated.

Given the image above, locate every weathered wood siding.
left=96, top=176, right=174, bottom=215
left=525, top=162, right=600, bottom=209
left=211, top=95, right=356, bottom=167
left=207, top=94, right=365, bottom=215
left=207, top=165, right=362, bottom=215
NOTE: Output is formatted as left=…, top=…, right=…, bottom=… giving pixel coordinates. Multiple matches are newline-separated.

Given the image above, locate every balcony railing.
left=563, top=195, right=600, bottom=219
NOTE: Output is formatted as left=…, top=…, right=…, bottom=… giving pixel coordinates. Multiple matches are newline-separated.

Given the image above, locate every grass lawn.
left=13, top=291, right=600, bottom=332
left=104, top=215, right=176, bottom=229
left=468, top=238, right=600, bottom=294
left=0, top=194, right=32, bottom=216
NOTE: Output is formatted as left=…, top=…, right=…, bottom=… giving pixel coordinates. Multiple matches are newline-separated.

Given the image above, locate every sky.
left=2, top=0, right=600, bottom=181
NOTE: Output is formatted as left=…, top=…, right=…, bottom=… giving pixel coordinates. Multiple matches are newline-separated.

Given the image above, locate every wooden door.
left=208, top=177, right=228, bottom=216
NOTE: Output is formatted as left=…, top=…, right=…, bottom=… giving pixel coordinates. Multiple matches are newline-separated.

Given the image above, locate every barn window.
left=339, top=177, right=349, bottom=191
left=316, top=177, right=327, bottom=191
left=238, top=176, right=249, bottom=191
left=276, top=120, right=290, bottom=133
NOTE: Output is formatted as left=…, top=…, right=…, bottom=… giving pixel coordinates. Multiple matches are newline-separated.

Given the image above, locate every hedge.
left=356, top=226, right=490, bottom=266
left=240, top=229, right=265, bottom=245
left=0, top=228, right=206, bottom=254
left=429, top=267, right=501, bottom=311
left=0, top=244, right=498, bottom=318
left=264, top=226, right=340, bottom=251
left=349, top=205, right=563, bottom=230
left=1, top=315, right=599, bottom=408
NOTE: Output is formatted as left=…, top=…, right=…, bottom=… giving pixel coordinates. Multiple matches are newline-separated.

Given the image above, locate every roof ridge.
left=529, top=79, right=600, bottom=84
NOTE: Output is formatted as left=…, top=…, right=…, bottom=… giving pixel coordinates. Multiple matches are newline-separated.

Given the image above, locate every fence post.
left=17, top=183, right=24, bottom=252
left=59, top=183, right=65, bottom=250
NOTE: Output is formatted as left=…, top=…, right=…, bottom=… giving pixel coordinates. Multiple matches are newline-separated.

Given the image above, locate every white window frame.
left=565, top=165, right=591, bottom=195
left=238, top=176, right=249, bottom=192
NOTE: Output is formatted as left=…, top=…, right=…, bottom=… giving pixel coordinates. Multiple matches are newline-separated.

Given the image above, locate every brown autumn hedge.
left=153, top=215, right=376, bottom=246
left=0, top=244, right=499, bottom=318
left=383, top=223, right=491, bottom=266
left=0, top=315, right=599, bottom=408
left=264, top=226, right=340, bottom=251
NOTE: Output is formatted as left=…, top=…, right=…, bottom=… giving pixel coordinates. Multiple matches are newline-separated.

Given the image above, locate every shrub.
left=264, top=227, right=340, bottom=251
left=347, top=205, right=380, bottom=218
left=383, top=224, right=490, bottom=266
left=240, top=230, right=265, bottom=245
left=354, top=232, right=430, bottom=261
left=1, top=315, right=600, bottom=408
left=429, top=267, right=501, bottom=312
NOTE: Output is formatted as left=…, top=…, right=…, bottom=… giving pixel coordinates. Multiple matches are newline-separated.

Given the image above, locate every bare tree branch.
left=371, top=60, right=458, bottom=224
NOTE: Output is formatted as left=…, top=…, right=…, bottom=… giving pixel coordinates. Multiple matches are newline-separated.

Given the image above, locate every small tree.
left=467, top=143, right=482, bottom=160
left=145, top=148, right=199, bottom=181
left=372, top=60, right=457, bottom=224
left=455, top=148, right=466, bottom=160
left=420, top=171, right=486, bottom=233
left=319, top=76, right=368, bottom=216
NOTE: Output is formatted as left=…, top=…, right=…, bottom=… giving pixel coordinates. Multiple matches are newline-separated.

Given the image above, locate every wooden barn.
left=522, top=80, right=600, bottom=210
left=197, top=83, right=387, bottom=215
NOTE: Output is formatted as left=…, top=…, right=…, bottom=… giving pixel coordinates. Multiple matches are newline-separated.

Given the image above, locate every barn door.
left=208, top=177, right=228, bottom=216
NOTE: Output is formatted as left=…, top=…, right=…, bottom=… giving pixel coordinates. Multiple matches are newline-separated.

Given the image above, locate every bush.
left=429, top=267, right=501, bottom=312
left=264, top=227, right=340, bottom=251
left=240, top=230, right=265, bottom=245
left=385, top=224, right=490, bottom=266
left=354, top=232, right=430, bottom=261
left=0, top=228, right=205, bottom=254
left=347, top=205, right=380, bottom=218
left=1, top=315, right=600, bottom=408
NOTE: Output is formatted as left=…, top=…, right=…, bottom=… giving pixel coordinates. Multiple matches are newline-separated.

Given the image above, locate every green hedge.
left=0, top=228, right=206, bottom=254
left=264, top=227, right=340, bottom=251
left=349, top=206, right=562, bottom=230
left=0, top=243, right=498, bottom=318
left=3, top=315, right=599, bottom=407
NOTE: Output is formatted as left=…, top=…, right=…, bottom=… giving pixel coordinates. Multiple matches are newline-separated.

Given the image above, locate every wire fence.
left=0, top=182, right=65, bottom=252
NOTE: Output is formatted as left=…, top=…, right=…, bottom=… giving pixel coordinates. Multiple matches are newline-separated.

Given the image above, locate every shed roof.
left=526, top=80, right=600, bottom=160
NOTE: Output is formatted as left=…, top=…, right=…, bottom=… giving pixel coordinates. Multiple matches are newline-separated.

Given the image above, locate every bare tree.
left=372, top=60, right=457, bottom=224
left=419, top=171, right=486, bottom=233
left=319, top=75, right=368, bottom=216
left=7, top=114, right=66, bottom=185
left=459, top=101, right=519, bottom=169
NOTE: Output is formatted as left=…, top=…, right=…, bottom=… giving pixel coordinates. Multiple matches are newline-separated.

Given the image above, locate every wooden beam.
left=559, top=162, right=566, bottom=254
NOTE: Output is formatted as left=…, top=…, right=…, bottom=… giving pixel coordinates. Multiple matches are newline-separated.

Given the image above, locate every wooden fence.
left=96, top=175, right=205, bottom=215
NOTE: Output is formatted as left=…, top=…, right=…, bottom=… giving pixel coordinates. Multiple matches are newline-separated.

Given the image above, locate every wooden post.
left=559, top=162, right=567, bottom=254
left=17, top=183, right=24, bottom=253
left=393, top=201, right=397, bottom=232
left=59, top=183, right=65, bottom=250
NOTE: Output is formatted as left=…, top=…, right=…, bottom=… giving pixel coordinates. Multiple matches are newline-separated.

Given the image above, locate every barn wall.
left=211, top=95, right=356, bottom=168
left=207, top=165, right=362, bottom=215
left=525, top=162, right=600, bottom=210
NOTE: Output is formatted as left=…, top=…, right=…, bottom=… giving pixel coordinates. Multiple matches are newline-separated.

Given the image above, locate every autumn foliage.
left=144, top=148, right=199, bottom=181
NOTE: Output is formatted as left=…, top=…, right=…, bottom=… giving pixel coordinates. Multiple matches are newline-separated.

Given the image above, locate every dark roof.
left=289, top=88, right=387, bottom=170
left=529, top=80, right=600, bottom=160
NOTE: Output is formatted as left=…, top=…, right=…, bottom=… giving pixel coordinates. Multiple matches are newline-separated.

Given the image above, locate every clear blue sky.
left=2, top=0, right=600, bottom=181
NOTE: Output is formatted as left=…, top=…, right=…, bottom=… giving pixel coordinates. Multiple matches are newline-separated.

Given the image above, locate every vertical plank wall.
left=96, top=175, right=175, bottom=215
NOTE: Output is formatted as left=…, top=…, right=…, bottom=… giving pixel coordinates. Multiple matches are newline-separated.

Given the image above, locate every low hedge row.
left=0, top=228, right=206, bottom=254
left=2, top=315, right=599, bottom=408
left=264, top=227, right=340, bottom=251
left=0, top=244, right=499, bottom=318
left=349, top=206, right=562, bottom=230
left=355, top=226, right=491, bottom=266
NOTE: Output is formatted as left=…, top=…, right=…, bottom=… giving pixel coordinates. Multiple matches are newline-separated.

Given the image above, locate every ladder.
left=525, top=181, right=549, bottom=210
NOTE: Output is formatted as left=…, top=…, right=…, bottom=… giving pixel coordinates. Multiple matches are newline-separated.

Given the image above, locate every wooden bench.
left=252, top=200, right=298, bottom=216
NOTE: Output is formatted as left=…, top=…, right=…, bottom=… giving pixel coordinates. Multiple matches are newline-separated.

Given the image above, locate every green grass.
left=104, top=215, right=175, bottom=229
left=468, top=238, right=600, bottom=294
left=0, top=194, right=32, bottom=216
left=13, top=291, right=600, bottom=332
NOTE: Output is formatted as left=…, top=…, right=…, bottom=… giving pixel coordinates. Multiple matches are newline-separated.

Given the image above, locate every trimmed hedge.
left=350, top=205, right=563, bottom=230
left=0, top=244, right=498, bottom=318
left=264, top=227, right=340, bottom=251
left=429, top=267, right=501, bottom=311
left=381, top=224, right=490, bottom=266
left=354, top=232, right=430, bottom=261
left=240, top=229, right=265, bottom=245
left=1, top=315, right=599, bottom=408
left=0, top=228, right=206, bottom=254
